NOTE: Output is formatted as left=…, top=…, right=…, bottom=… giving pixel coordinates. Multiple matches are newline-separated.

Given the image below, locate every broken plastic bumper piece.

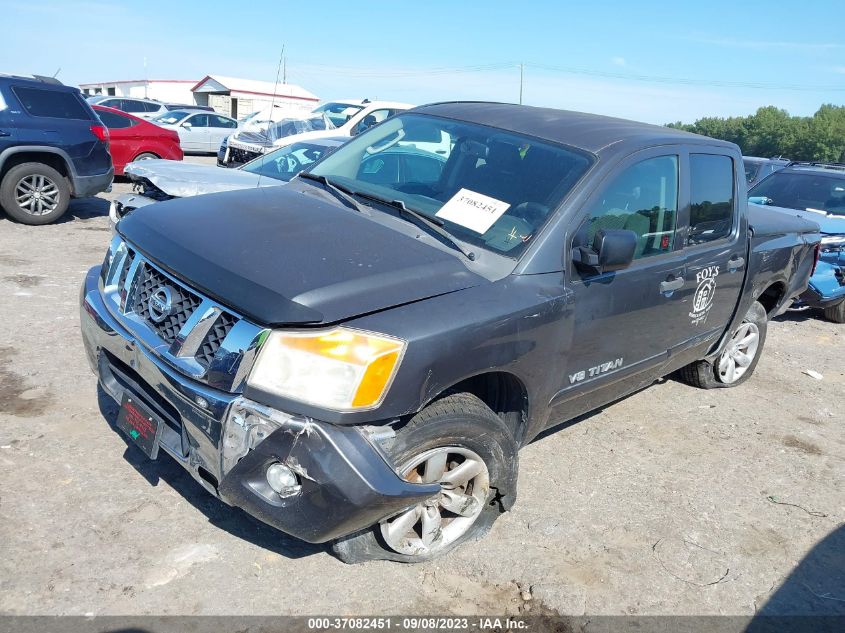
left=218, top=398, right=439, bottom=543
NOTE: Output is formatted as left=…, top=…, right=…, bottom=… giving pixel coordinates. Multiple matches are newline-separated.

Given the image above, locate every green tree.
left=665, top=103, right=845, bottom=162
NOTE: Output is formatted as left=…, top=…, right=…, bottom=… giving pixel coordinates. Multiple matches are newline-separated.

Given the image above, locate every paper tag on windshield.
left=435, top=189, right=510, bottom=234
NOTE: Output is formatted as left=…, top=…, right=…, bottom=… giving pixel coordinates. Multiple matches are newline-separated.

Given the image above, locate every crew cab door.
left=552, top=149, right=688, bottom=416
left=676, top=152, right=746, bottom=354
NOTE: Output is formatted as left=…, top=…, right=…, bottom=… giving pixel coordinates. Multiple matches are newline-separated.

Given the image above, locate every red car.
left=92, top=105, right=183, bottom=175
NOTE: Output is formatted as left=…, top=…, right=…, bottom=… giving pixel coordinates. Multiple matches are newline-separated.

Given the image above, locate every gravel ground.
left=0, top=156, right=843, bottom=617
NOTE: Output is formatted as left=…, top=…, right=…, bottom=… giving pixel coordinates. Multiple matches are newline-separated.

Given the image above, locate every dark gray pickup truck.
left=80, top=103, right=820, bottom=563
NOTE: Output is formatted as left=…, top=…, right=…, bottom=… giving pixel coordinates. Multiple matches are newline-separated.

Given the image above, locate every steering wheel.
left=483, top=215, right=535, bottom=252
left=511, top=202, right=549, bottom=225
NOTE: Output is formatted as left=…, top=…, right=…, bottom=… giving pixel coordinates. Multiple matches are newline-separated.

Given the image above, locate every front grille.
left=196, top=312, right=236, bottom=367
left=102, top=239, right=264, bottom=390
left=227, top=146, right=260, bottom=166
left=133, top=264, right=202, bottom=344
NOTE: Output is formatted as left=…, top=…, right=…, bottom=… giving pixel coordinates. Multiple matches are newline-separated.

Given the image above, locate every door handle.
left=660, top=276, right=685, bottom=294
left=728, top=256, right=745, bottom=272
left=0, top=130, right=10, bottom=137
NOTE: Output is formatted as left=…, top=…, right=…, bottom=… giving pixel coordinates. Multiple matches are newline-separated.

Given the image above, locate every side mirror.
left=573, top=228, right=637, bottom=275
left=182, top=121, right=192, bottom=129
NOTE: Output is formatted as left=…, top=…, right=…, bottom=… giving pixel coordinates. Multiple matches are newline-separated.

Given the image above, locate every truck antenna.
left=256, top=46, right=285, bottom=189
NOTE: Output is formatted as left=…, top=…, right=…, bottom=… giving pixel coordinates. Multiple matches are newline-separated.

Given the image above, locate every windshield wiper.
left=297, top=172, right=366, bottom=213
left=351, top=191, right=476, bottom=261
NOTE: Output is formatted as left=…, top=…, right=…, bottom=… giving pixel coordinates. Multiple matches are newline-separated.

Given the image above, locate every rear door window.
left=12, top=86, right=90, bottom=120
left=98, top=110, right=135, bottom=129
left=689, top=154, right=735, bottom=245
left=210, top=114, right=236, bottom=128
left=121, top=100, right=147, bottom=114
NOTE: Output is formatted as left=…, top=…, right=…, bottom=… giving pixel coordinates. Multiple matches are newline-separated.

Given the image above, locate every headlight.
left=820, top=235, right=845, bottom=250
left=247, top=327, right=406, bottom=411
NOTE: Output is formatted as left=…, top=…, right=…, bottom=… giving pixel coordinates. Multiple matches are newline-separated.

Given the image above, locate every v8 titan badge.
left=689, top=265, right=719, bottom=326
left=435, top=188, right=510, bottom=234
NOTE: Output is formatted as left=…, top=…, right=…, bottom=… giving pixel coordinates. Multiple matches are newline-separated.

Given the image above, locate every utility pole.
left=519, top=63, right=524, bottom=105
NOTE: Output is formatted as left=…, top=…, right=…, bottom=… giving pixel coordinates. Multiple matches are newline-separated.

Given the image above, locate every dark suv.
left=0, top=75, right=113, bottom=225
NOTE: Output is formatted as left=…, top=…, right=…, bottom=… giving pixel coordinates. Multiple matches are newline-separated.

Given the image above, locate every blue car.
left=749, top=161, right=845, bottom=322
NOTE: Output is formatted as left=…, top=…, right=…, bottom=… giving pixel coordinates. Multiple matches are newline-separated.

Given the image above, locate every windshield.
left=749, top=170, right=845, bottom=215
left=313, top=102, right=365, bottom=127
left=242, top=141, right=338, bottom=182
left=309, top=113, right=594, bottom=258
left=151, top=110, right=189, bottom=125
left=234, top=111, right=334, bottom=146
left=743, top=160, right=761, bottom=184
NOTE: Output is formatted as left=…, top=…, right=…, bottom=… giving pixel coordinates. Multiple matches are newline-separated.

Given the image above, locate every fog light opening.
left=266, top=462, right=301, bottom=498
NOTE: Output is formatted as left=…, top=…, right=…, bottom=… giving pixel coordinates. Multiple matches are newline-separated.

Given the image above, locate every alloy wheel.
left=14, top=174, right=60, bottom=216
left=717, top=321, right=760, bottom=383
left=380, top=446, right=489, bottom=556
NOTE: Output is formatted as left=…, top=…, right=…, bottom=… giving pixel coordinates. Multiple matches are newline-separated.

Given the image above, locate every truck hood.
left=125, top=159, right=277, bottom=197
left=748, top=203, right=823, bottom=236
left=117, top=186, right=485, bottom=326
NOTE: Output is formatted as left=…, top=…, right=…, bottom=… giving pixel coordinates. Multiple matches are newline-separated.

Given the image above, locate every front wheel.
left=823, top=300, right=845, bottom=323
left=676, top=301, right=768, bottom=389
left=331, top=392, right=518, bottom=564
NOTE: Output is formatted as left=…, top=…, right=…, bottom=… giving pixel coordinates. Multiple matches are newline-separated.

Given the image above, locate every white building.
left=191, top=75, right=319, bottom=119
left=79, top=75, right=320, bottom=119
left=78, top=79, right=196, bottom=104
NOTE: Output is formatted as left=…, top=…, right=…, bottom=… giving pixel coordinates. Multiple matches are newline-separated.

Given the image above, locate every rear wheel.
left=131, top=152, right=159, bottom=162
left=676, top=301, right=768, bottom=389
left=331, top=393, right=518, bottom=564
left=0, top=162, right=70, bottom=225
left=823, top=300, right=845, bottom=323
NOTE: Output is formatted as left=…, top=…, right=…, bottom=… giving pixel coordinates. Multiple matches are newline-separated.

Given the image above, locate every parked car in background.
left=221, top=100, right=413, bottom=167
left=223, top=109, right=335, bottom=167
left=86, top=95, right=213, bottom=119
left=93, top=105, right=182, bottom=175
left=749, top=161, right=845, bottom=322
left=150, top=110, right=238, bottom=153
left=743, top=156, right=789, bottom=188
left=110, top=136, right=346, bottom=224
left=81, top=103, right=820, bottom=563
left=0, top=74, right=113, bottom=225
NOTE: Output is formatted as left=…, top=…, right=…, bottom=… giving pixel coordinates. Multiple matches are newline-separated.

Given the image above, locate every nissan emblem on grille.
left=147, top=285, right=175, bottom=323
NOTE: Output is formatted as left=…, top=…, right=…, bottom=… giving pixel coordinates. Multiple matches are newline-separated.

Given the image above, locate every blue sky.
left=2, top=0, right=843, bottom=123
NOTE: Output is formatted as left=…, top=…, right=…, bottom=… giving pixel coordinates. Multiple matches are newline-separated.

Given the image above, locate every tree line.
left=666, top=104, right=845, bottom=162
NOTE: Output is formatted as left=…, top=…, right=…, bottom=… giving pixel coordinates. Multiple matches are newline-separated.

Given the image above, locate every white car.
left=150, top=110, right=239, bottom=153
left=221, top=99, right=413, bottom=167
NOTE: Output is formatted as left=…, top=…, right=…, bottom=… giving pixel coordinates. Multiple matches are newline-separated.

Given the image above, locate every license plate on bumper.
left=116, top=394, right=163, bottom=459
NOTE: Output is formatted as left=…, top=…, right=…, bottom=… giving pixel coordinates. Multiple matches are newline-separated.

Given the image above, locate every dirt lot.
left=0, top=157, right=843, bottom=617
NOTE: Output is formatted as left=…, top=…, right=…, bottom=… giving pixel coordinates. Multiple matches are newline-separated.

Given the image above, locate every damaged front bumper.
left=80, top=266, right=438, bottom=543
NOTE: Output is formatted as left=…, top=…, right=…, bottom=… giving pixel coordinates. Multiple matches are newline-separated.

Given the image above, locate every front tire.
left=332, top=392, right=518, bottom=564
left=0, top=162, right=70, bottom=225
left=823, top=299, right=845, bottom=323
left=676, top=301, right=768, bottom=389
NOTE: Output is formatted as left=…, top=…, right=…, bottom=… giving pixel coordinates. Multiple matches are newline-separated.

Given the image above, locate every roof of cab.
left=412, top=101, right=736, bottom=156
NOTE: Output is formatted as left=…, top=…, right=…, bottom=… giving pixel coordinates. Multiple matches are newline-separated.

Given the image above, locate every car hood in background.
left=124, top=159, right=279, bottom=197
left=117, top=186, right=485, bottom=326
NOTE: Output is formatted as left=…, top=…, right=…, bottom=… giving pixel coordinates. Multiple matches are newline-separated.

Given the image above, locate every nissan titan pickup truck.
left=80, top=103, right=821, bottom=563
